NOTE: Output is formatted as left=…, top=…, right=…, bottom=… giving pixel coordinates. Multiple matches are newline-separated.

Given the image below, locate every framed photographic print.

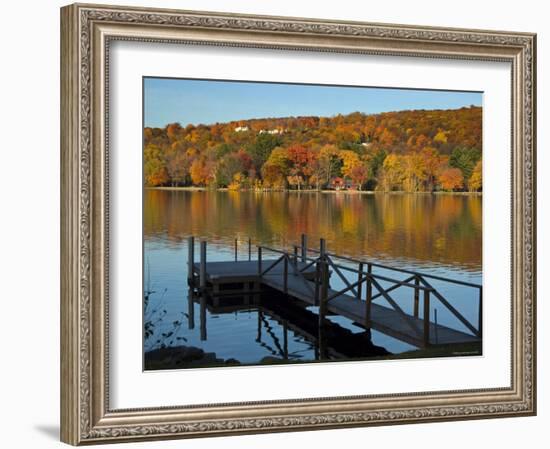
left=60, top=3, right=537, bottom=445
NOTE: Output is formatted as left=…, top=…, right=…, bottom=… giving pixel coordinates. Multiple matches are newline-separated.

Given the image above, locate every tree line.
left=144, top=106, right=482, bottom=192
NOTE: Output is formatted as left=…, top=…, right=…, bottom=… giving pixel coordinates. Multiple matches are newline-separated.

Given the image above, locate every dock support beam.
left=301, top=234, right=308, bottom=262
left=365, top=263, right=372, bottom=324
left=318, top=238, right=328, bottom=328
left=283, top=256, right=288, bottom=294
left=199, top=240, right=207, bottom=341
left=413, top=275, right=420, bottom=318
left=187, top=288, right=195, bottom=329
left=257, top=247, right=262, bottom=277
left=199, top=241, right=207, bottom=292
left=187, top=236, right=194, bottom=286
left=314, top=261, right=320, bottom=306
left=283, top=320, right=288, bottom=359
left=200, top=298, right=207, bottom=341
left=357, top=262, right=364, bottom=300
left=423, top=289, right=431, bottom=347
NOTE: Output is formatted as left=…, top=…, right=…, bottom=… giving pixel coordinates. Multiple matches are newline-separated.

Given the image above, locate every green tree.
left=245, top=133, right=282, bottom=171
left=450, top=146, right=481, bottom=184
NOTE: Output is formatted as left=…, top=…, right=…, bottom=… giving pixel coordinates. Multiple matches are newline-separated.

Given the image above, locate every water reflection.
left=143, top=190, right=482, bottom=369
left=144, top=190, right=481, bottom=272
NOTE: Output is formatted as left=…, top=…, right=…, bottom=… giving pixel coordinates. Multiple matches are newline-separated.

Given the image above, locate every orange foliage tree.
left=438, top=168, right=464, bottom=191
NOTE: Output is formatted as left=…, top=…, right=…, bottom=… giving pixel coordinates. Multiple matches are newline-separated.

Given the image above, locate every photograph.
left=142, top=78, right=483, bottom=370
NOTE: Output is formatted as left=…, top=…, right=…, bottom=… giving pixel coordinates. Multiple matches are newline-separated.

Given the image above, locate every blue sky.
left=144, top=77, right=482, bottom=128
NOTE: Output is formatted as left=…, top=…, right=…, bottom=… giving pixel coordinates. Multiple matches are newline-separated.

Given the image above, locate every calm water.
left=144, top=190, right=482, bottom=369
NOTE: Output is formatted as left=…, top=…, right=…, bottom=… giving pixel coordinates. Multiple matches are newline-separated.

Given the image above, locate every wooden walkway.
left=263, top=273, right=478, bottom=348
left=193, top=259, right=480, bottom=348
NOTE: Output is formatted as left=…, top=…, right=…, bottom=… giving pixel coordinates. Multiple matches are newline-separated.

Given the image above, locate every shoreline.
left=145, top=186, right=482, bottom=196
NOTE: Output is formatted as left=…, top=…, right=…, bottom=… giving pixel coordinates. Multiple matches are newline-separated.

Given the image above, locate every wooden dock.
left=187, top=235, right=482, bottom=349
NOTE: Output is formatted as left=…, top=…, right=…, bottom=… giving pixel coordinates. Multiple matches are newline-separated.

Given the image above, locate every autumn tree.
left=144, top=144, right=169, bottom=186
left=166, top=150, right=191, bottom=186
left=261, top=147, right=289, bottom=188
left=286, top=144, right=315, bottom=190
left=420, top=146, right=443, bottom=192
left=339, top=150, right=361, bottom=179
left=215, top=152, right=246, bottom=187
left=469, top=160, right=482, bottom=192
left=190, top=157, right=215, bottom=186
left=438, top=167, right=464, bottom=191
left=403, top=152, right=427, bottom=192
left=166, top=122, right=183, bottom=141
left=378, top=154, right=405, bottom=191
left=349, top=165, right=369, bottom=190
left=318, top=145, right=342, bottom=185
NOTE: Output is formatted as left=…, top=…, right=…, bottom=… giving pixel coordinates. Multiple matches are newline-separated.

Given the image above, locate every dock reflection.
left=187, top=287, right=390, bottom=362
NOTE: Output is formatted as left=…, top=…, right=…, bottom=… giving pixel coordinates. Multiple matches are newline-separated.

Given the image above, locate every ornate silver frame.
left=60, top=3, right=536, bottom=445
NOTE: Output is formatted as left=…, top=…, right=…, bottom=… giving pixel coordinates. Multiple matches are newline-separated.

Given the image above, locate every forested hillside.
left=144, top=106, right=482, bottom=192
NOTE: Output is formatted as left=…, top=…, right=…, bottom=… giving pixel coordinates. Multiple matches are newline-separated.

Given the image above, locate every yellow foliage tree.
left=379, top=153, right=406, bottom=191
left=339, top=150, right=361, bottom=178
left=469, top=160, right=482, bottom=191
left=403, top=152, right=427, bottom=192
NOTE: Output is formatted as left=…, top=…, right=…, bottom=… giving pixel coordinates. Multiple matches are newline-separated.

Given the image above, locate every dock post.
left=283, top=320, right=288, bottom=359
left=301, top=234, right=308, bottom=262
left=413, top=275, right=420, bottom=318
left=199, top=296, right=207, bottom=341
left=314, top=261, right=320, bottom=306
left=423, top=289, right=431, bottom=347
left=257, top=246, right=262, bottom=277
left=199, top=240, right=207, bottom=341
left=293, top=245, right=299, bottom=266
left=187, top=236, right=195, bottom=286
left=248, top=238, right=251, bottom=261
left=283, top=256, right=288, bottom=294
left=357, top=262, right=364, bottom=300
left=318, top=238, right=328, bottom=328
left=187, top=288, right=195, bottom=329
left=234, top=238, right=238, bottom=261
left=199, top=241, right=207, bottom=292
left=366, top=263, right=372, bottom=323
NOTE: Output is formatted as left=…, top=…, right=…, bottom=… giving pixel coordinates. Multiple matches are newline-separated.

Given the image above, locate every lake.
left=144, top=189, right=482, bottom=369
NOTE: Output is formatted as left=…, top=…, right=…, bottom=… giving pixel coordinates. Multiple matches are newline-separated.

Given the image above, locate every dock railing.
left=255, top=235, right=482, bottom=346
left=189, top=234, right=482, bottom=347
left=307, top=240, right=481, bottom=345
